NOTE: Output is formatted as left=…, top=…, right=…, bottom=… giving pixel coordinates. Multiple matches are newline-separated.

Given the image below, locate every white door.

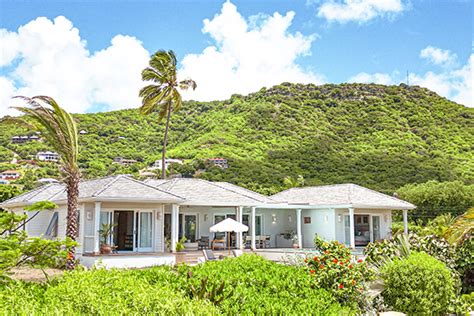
left=135, top=211, right=153, bottom=252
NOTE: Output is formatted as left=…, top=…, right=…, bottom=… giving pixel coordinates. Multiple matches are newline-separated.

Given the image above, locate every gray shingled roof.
left=1, top=175, right=184, bottom=207
left=144, top=178, right=269, bottom=206
left=271, top=184, right=415, bottom=210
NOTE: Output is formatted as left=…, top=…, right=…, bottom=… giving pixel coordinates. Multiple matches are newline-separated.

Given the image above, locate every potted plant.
left=175, top=236, right=187, bottom=263
left=99, top=223, right=115, bottom=255
left=292, top=233, right=299, bottom=248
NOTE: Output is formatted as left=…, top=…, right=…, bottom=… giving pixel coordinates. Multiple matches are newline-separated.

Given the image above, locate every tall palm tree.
left=10, top=96, right=80, bottom=269
left=139, top=50, right=196, bottom=179
left=444, top=208, right=473, bottom=246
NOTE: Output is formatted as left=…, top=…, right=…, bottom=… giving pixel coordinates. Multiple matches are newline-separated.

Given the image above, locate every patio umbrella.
left=210, top=218, right=249, bottom=255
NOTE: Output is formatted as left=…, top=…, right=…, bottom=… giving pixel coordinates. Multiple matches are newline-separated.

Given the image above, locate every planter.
left=100, top=244, right=113, bottom=255
left=175, top=252, right=186, bottom=263
left=292, top=243, right=299, bottom=249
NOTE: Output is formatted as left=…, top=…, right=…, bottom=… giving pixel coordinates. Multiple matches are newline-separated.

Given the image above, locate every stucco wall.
left=301, top=209, right=336, bottom=248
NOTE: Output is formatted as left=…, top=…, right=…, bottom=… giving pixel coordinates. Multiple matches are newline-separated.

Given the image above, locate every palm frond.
left=179, top=79, right=197, bottom=91
left=444, top=208, right=474, bottom=245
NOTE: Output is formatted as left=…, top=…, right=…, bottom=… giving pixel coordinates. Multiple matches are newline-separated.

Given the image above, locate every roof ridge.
left=92, top=175, right=123, bottom=197
left=2, top=184, right=54, bottom=204
left=205, top=180, right=264, bottom=203
left=121, top=176, right=186, bottom=200
left=351, top=184, right=414, bottom=206
left=215, top=182, right=276, bottom=202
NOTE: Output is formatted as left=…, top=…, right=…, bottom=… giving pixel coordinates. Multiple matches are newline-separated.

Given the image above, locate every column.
left=403, top=209, right=408, bottom=235
left=251, top=206, right=256, bottom=250
left=349, top=207, right=355, bottom=249
left=78, top=204, right=86, bottom=254
left=93, top=202, right=101, bottom=254
left=171, top=204, right=180, bottom=253
left=236, top=206, right=243, bottom=249
left=296, top=209, right=302, bottom=249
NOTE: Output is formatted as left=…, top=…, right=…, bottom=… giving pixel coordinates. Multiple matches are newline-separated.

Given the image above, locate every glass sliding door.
left=184, top=215, right=197, bottom=242
left=372, top=216, right=381, bottom=242
left=136, top=211, right=153, bottom=252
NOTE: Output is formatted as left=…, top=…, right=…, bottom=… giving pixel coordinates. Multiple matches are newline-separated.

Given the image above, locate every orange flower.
left=348, top=264, right=353, bottom=269
left=310, top=269, right=315, bottom=274
left=352, top=280, right=356, bottom=285
left=333, top=258, right=338, bottom=264
left=357, top=259, right=363, bottom=263
left=339, top=261, right=344, bottom=266
left=67, top=252, right=74, bottom=260
left=339, top=284, right=344, bottom=289
left=319, top=264, right=325, bottom=269
left=304, top=258, right=308, bottom=263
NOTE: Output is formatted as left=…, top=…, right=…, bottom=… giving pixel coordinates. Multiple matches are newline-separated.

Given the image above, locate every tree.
left=9, top=96, right=80, bottom=269
left=397, top=180, right=474, bottom=221
left=0, top=201, right=75, bottom=280
left=139, top=50, right=196, bottom=179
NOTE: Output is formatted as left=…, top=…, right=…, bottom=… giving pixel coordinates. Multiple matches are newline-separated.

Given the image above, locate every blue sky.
left=0, top=0, right=472, bottom=115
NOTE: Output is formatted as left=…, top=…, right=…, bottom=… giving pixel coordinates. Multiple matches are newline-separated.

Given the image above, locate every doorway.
left=113, top=211, right=134, bottom=251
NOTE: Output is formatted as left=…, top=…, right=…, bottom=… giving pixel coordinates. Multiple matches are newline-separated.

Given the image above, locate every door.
left=113, top=211, right=134, bottom=251
left=136, top=211, right=153, bottom=252
left=183, top=214, right=197, bottom=242
left=372, top=215, right=381, bottom=242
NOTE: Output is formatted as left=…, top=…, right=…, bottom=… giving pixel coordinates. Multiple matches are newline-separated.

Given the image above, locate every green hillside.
left=1, top=83, right=473, bottom=194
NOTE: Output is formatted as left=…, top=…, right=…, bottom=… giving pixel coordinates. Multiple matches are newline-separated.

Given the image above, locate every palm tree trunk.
left=65, top=171, right=79, bottom=270
left=161, top=104, right=172, bottom=179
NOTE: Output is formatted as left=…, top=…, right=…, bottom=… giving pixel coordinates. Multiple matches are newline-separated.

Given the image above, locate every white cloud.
left=348, top=72, right=393, bottom=85
left=179, top=1, right=323, bottom=101
left=347, top=54, right=473, bottom=107
left=0, top=16, right=149, bottom=116
left=420, top=46, right=457, bottom=67
left=317, top=0, right=405, bottom=23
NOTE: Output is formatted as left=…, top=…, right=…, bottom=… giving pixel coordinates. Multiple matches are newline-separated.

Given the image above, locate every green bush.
left=180, top=254, right=350, bottom=314
left=381, top=252, right=456, bottom=314
left=0, top=255, right=351, bottom=315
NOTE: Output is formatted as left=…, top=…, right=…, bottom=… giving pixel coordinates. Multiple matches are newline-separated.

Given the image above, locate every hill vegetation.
left=1, top=83, right=472, bottom=196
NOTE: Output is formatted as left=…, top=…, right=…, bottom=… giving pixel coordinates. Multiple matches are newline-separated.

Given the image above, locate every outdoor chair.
left=212, top=238, right=226, bottom=250
left=203, top=249, right=219, bottom=261
left=198, top=236, right=210, bottom=250
left=232, top=249, right=243, bottom=257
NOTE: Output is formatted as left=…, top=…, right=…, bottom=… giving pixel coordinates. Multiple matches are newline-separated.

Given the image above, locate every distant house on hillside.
left=113, top=157, right=137, bottom=166
left=38, top=178, right=60, bottom=184
left=36, top=151, right=60, bottom=162
left=151, top=158, right=184, bottom=170
left=11, top=135, right=40, bottom=144
left=0, top=179, right=9, bottom=184
left=79, top=130, right=88, bottom=135
left=206, top=158, right=229, bottom=169
left=0, top=170, right=21, bottom=181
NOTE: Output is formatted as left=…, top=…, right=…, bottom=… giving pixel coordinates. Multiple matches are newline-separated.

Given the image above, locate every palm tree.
left=10, top=96, right=80, bottom=269
left=444, top=208, right=473, bottom=246
left=139, top=50, right=196, bottom=179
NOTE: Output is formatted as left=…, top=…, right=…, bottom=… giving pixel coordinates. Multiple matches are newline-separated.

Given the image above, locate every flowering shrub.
left=307, top=235, right=375, bottom=310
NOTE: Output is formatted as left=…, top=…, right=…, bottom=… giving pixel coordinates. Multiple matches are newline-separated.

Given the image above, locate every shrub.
left=180, top=254, right=350, bottom=314
left=0, top=255, right=351, bottom=315
left=306, top=235, right=374, bottom=311
left=381, top=252, right=456, bottom=314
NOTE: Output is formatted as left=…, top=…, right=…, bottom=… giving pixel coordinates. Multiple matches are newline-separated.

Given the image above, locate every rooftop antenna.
left=406, top=70, right=409, bottom=86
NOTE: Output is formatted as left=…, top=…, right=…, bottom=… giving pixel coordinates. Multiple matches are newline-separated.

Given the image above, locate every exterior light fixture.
left=288, top=215, right=292, bottom=223
left=272, top=214, right=277, bottom=224
left=338, top=214, right=342, bottom=223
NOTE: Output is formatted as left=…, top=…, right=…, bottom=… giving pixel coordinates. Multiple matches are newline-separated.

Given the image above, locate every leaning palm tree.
left=444, top=208, right=473, bottom=246
left=139, top=50, right=196, bottom=179
left=10, top=96, right=79, bottom=269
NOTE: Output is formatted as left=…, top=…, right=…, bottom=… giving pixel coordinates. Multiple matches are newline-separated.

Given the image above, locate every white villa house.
left=0, top=175, right=414, bottom=267
left=36, top=151, right=60, bottom=162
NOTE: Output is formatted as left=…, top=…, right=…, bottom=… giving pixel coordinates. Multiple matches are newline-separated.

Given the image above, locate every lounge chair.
left=203, top=249, right=219, bottom=261
left=232, top=249, right=243, bottom=257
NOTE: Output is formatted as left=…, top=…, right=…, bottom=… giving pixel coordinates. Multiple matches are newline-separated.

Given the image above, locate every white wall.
left=301, top=209, right=336, bottom=248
